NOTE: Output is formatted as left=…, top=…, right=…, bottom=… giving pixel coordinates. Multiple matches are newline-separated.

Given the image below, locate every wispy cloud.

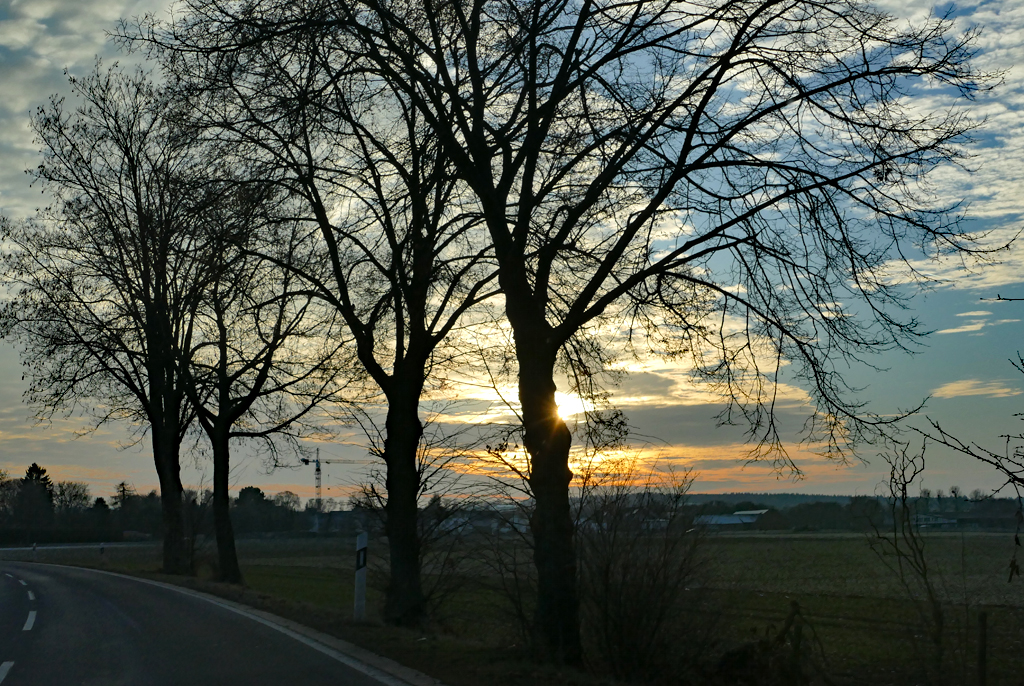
left=936, top=322, right=986, bottom=334
left=932, top=379, right=1022, bottom=399
left=936, top=312, right=1020, bottom=335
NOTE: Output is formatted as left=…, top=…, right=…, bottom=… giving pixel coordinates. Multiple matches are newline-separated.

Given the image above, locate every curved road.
left=0, top=562, right=391, bottom=685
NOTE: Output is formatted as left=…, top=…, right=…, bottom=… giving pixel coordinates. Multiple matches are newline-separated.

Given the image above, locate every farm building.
left=695, top=509, right=769, bottom=529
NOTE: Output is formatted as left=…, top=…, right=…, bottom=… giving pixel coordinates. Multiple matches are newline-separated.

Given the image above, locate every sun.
left=555, top=392, right=590, bottom=420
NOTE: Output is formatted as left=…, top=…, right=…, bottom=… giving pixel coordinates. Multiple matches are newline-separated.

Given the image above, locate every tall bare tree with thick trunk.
left=0, top=65, right=221, bottom=574
left=127, top=1, right=498, bottom=624
left=302, top=0, right=986, bottom=662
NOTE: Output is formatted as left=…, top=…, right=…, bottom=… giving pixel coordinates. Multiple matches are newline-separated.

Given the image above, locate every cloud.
left=936, top=313, right=1020, bottom=334
left=936, top=322, right=986, bottom=334
left=931, top=379, right=1022, bottom=398
left=455, top=437, right=880, bottom=495
left=862, top=0, right=1024, bottom=295
left=0, top=0, right=172, bottom=218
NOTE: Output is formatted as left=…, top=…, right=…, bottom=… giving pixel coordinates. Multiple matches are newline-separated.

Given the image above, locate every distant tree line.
left=0, top=464, right=154, bottom=544
left=0, top=464, right=320, bottom=544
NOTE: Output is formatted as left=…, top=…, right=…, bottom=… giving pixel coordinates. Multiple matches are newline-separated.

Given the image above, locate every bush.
left=577, top=463, right=715, bottom=682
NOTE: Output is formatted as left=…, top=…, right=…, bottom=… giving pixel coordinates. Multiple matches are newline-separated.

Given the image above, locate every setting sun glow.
left=555, top=392, right=590, bottom=419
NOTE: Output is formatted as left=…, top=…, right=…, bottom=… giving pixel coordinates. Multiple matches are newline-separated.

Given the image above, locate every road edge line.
left=26, top=564, right=447, bottom=686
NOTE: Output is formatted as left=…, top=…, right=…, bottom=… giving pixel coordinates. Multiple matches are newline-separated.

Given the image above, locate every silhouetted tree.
left=869, top=442, right=951, bottom=680
left=131, top=0, right=991, bottom=658
left=15, top=463, right=55, bottom=536
left=129, top=7, right=499, bottom=624
left=22, top=464, right=54, bottom=499
left=0, top=65, right=225, bottom=574
left=234, top=486, right=271, bottom=534
left=112, top=482, right=137, bottom=510
left=292, top=0, right=988, bottom=662
left=0, top=470, right=14, bottom=517
left=273, top=491, right=301, bottom=511
left=178, top=188, right=346, bottom=584
left=54, top=481, right=91, bottom=512
left=237, top=486, right=267, bottom=507
left=90, top=496, right=112, bottom=534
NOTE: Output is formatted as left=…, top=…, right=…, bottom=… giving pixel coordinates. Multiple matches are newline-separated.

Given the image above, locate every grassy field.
left=3, top=532, right=1023, bottom=685
left=702, top=533, right=1024, bottom=684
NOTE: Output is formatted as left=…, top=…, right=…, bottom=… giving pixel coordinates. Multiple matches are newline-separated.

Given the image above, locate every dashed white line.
left=0, top=661, right=13, bottom=683
left=27, top=591, right=34, bottom=601
left=3, top=574, right=10, bottom=578
left=22, top=611, right=35, bottom=631
left=17, top=580, right=25, bottom=586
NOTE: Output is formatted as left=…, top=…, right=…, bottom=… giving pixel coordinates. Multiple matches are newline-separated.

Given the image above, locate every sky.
left=1, top=0, right=1024, bottom=504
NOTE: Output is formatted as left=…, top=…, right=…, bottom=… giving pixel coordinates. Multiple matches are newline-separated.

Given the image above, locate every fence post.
left=354, top=532, right=367, bottom=621
left=978, top=610, right=988, bottom=686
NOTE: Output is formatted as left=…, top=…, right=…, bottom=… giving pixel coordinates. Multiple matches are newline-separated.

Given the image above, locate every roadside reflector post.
left=354, top=532, right=367, bottom=621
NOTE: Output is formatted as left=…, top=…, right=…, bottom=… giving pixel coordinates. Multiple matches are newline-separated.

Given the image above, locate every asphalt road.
left=0, top=562, right=391, bottom=686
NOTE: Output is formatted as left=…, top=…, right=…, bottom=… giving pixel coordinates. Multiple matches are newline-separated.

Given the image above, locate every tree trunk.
left=147, top=309, right=190, bottom=575
left=517, top=333, right=581, bottom=665
left=152, top=428, right=189, bottom=575
left=382, top=384, right=425, bottom=626
left=210, top=423, right=243, bottom=584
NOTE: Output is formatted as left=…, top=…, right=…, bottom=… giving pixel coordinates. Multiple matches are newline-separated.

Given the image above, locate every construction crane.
left=299, top=449, right=345, bottom=511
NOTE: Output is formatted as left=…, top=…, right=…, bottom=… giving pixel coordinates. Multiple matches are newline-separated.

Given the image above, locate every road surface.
left=0, top=562, right=394, bottom=685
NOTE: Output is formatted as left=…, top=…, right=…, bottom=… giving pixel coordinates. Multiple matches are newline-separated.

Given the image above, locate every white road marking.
left=3, top=574, right=10, bottom=578
left=0, top=661, right=12, bottom=683
left=27, top=591, right=34, bottom=601
left=22, top=611, right=35, bottom=631
left=17, top=580, right=25, bottom=586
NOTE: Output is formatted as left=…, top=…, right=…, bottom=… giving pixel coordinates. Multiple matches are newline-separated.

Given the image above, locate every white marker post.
left=354, top=532, right=367, bottom=621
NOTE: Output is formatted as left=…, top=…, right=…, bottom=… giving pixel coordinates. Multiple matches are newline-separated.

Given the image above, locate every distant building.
left=912, top=514, right=957, bottom=529
left=695, top=509, right=769, bottom=529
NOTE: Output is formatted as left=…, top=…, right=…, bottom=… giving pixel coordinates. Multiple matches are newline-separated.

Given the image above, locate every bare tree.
left=307, top=0, right=989, bottom=662
left=869, top=442, right=947, bottom=680
left=53, top=481, right=92, bottom=513
left=273, top=490, right=301, bottom=510
left=128, top=0, right=993, bottom=656
left=179, top=202, right=349, bottom=583
left=0, top=65, right=223, bottom=574
left=125, top=5, right=500, bottom=624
